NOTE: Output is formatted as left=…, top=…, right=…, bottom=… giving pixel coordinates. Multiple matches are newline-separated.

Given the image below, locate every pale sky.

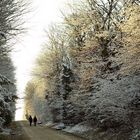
left=13, top=0, right=69, bottom=120
left=12, top=0, right=67, bottom=94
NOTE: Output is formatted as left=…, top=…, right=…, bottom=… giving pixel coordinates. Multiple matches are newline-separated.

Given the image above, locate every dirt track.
left=19, top=121, right=85, bottom=140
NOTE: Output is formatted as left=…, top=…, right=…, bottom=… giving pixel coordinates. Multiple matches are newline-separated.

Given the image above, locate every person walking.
left=29, top=115, right=32, bottom=126
left=33, top=116, right=37, bottom=126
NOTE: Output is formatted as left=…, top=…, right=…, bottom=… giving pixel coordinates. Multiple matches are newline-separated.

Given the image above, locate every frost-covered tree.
left=0, top=0, right=27, bottom=130
left=24, top=1, right=140, bottom=139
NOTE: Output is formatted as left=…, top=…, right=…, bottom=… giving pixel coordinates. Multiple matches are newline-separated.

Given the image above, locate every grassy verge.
left=0, top=122, right=30, bottom=140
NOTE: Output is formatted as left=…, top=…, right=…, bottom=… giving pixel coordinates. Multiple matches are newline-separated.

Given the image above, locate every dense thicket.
left=25, top=0, right=140, bottom=139
left=0, top=0, right=27, bottom=131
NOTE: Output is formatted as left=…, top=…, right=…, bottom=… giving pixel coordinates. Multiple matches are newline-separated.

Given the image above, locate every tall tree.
left=0, top=0, right=27, bottom=129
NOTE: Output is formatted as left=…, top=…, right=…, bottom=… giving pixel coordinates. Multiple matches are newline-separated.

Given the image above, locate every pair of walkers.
left=29, top=115, right=37, bottom=126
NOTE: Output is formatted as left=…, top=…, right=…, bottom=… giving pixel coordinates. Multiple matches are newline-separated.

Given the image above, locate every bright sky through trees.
left=13, top=0, right=67, bottom=120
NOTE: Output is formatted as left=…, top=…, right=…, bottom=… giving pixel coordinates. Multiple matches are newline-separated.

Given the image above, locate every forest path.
left=19, top=121, right=85, bottom=140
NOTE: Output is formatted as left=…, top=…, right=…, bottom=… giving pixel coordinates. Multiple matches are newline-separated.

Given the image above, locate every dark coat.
left=33, top=116, right=37, bottom=122
left=29, top=116, right=32, bottom=122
